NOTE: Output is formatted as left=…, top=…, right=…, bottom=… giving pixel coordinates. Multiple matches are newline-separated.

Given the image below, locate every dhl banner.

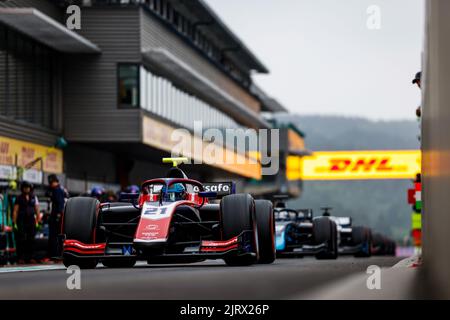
left=0, top=135, right=63, bottom=174
left=288, top=150, right=421, bottom=180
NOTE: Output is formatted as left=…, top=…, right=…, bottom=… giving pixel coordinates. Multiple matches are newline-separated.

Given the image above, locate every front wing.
left=63, top=230, right=255, bottom=260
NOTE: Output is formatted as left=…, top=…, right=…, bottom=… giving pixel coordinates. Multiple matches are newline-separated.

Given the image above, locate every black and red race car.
left=61, top=158, right=275, bottom=268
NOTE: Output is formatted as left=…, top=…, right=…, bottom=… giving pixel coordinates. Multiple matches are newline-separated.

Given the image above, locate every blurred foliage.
left=287, top=115, right=420, bottom=241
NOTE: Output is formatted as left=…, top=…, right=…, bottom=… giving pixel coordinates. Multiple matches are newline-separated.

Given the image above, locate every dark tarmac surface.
left=0, top=256, right=401, bottom=299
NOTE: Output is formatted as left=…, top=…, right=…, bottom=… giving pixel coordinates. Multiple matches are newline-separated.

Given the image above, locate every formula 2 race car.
left=323, top=208, right=372, bottom=257
left=274, top=199, right=338, bottom=259
left=61, top=158, right=275, bottom=268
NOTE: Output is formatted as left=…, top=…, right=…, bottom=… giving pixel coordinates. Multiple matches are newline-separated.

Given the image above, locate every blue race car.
left=274, top=200, right=338, bottom=259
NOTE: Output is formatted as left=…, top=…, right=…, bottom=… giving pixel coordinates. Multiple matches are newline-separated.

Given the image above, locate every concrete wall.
left=422, top=0, right=450, bottom=299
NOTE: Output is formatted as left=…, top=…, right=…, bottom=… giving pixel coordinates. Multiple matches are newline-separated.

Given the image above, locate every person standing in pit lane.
left=46, top=174, right=68, bottom=260
left=12, top=181, right=41, bottom=264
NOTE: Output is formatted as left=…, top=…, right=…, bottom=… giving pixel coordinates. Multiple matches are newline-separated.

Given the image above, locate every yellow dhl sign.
left=287, top=150, right=421, bottom=180
left=0, top=135, right=63, bottom=174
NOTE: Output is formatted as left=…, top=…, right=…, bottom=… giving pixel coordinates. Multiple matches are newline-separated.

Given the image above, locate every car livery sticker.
left=134, top=201, right=191, bottom=243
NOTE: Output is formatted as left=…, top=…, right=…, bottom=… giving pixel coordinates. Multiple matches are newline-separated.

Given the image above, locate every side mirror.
left=198, top=191, right=217, bottom=199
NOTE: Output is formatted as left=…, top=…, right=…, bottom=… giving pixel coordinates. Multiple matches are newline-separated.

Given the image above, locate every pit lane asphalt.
left=0, top=256, right=401, bottom=299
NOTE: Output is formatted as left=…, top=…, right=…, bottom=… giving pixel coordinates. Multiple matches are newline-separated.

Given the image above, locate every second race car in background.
left=274, top=198, right=338, bottom=259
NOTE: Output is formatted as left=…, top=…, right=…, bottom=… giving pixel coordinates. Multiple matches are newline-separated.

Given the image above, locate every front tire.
left=255, top=200, right=276, bottom=264
left=221, top=194, right=258, bottom=266
left=62, top=197, right=99, bottom=269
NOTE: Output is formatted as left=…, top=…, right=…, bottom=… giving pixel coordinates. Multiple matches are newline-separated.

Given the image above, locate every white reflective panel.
left=210, top=107, right=214, bottom=128
left=153, top=75, right=158, bottom=114
left=181, top=92, right=185, bottom=127
left=170, top=83, right=174, bottom=121
left=188, top=95, right=193, bottom=129
left=214, top=108, right=219, bottom=129
left=188, top=93, right=193, bottom=130
left=162, top=79, right=167, bottom=118
left=199, top=100, right=204, bottom=128
left=200, top=101, right=205, bottom=127
left=165, top=79, right=170, bottom=119
left=175, top=89, right=180, bottom=125
left=216, top=110, right=223, bottom=129
left=178, top=90, right=183, bottom=126
left=159, top=78, right=164, bottom=117
left=196, top=98, right=202, bottom=127
left=167, top=82, right=173, bottom=123
left=151, top=73, right=156, bottom=112
left=173, top=85, right=177, bottom=124
left=157, top=77, right=162, bottom=115
left=177, top=91, right=181, bottom=125
left=194, top=96, right=199, bottom=123
left=140, top=66, right=146, bottom=109
left=140, top=67, right=248, bottom=132
left=179, top=91, right=184, bottom=127
left=201, top=101, right=208, bottom=128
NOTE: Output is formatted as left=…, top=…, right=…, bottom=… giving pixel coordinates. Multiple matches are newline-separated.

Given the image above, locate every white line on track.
left=0, top=265, right=66, bottom=273
left=0, top=261, right=152, bottom=274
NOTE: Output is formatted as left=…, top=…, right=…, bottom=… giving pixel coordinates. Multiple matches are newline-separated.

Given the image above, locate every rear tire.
left=221, top=194, right=258, bottom=266
left=255, top=200, right=276, bottom=264
left=314, top=217, right=338, bottom=260
left=62, top=197, right=99, bottom=269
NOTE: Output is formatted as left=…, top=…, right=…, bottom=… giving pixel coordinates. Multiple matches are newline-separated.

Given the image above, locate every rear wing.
left=193, top=182, right=235, bottom=198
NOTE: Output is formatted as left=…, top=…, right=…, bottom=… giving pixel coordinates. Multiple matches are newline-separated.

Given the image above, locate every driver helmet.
left=163, top=183, right=186, bottom=201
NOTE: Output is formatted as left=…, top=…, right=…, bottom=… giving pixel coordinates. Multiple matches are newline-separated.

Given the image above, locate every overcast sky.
left=205, top=0, right=424, bottom=120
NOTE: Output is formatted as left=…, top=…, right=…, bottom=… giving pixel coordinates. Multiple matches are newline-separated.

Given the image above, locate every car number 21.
left=144, top=207, right=168, bottom=215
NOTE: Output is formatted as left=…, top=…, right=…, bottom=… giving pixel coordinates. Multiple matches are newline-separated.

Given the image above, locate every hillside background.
left=286, top=115, right=420, bottom=241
